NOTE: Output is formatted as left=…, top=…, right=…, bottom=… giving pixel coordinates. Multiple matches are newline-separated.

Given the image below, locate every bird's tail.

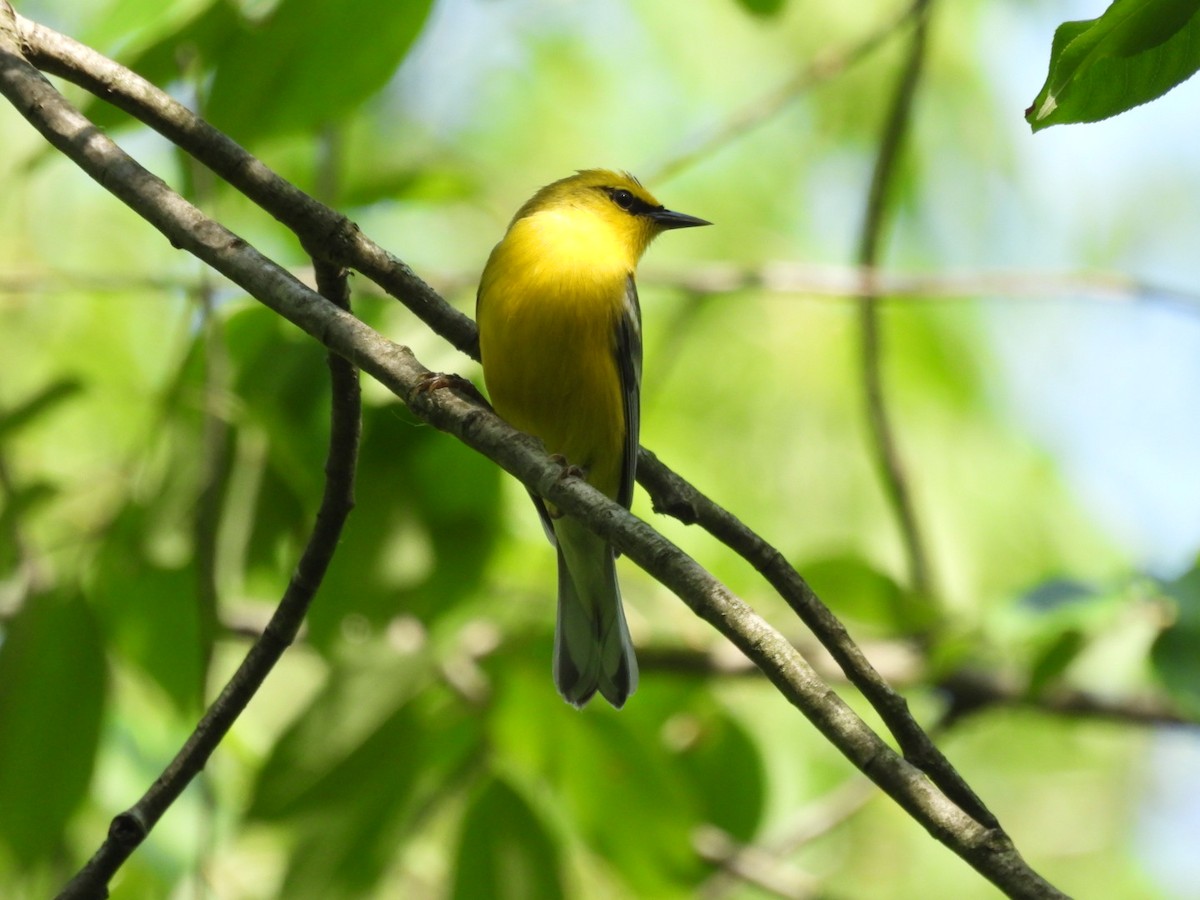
left=551, top=516, right=638, bottom=708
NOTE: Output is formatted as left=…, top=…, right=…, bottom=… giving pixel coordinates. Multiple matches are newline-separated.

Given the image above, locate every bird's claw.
left=414, top=371, right=489, bottom=407
left=549, top=454, right=587, bottom=482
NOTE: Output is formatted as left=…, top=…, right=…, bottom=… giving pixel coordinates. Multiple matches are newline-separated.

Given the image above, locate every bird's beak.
left=649, top=207, right=712, bottom=230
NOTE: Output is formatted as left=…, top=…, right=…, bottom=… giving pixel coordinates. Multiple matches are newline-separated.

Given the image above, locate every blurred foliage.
left=0, top=0, right=1196, bottom=897
left=1027, top=0, right=1200, bottom=131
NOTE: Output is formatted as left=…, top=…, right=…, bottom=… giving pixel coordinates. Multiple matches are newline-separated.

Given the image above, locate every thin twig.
left=642, top=261, right=1200, bottom=311
left=0, top=27, right=1065, bottom=897
left=10, top=9, right=982, bottom=796
left=13, top=11, right=479, bottom=357
left=647, top=0, right=922, bottom=184
left=937, top=668, right=1192, bottom=729
left=637, top=450, right=997, bottom=828
left=694, top=824, right=820, bottom=900
left=855, top=0, right=936, bottom=604
left=641, top=645, right=1195, bottom=728
left=698, top=778, right=877, bottom=899
left=192, top=272, right=228, bottom=699
left=16, top=2, right=1009, bottom=855
left=52, top=244, right=360, bottom=900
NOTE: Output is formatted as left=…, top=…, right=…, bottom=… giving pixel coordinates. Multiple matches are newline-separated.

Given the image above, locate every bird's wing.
left=615, top=273, right=643, bottom=511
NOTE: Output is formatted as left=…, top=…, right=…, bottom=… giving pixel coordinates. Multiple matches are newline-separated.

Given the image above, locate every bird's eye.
left=611, top=189, right=635, bottom=210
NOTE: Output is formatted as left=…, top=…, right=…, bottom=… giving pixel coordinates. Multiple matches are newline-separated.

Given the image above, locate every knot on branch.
left=107, top=810, right=147, bottom=847
left=300, top=214, right=361, bottom=266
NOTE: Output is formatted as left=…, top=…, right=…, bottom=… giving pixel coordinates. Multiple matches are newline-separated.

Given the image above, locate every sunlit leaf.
left=1027, top=0, right=1200, bottom=131
left=490, top=667, right=708, bottom=895
left=1027, top=628, right=1085, bottom=697
left=205, top=0, right=435, bottom=143
left=801, top=554, right=930, bottom=633
left=84, top=0, right=217, bottom=59
left=82, top=0, right=246, bottom=131
left=309, top=402, right=502, bottom=648
left=250, top=658, right=483, bottom=898
left=0, top=379, right=82, bottom=440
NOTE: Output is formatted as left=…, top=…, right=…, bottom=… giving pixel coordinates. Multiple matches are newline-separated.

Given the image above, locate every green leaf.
left=1009, top=578, right=1110, bottom=694
left=84, top=0, right=218, bottom=59
left=673, top=702, right=765, bottom=842
left=248, top=649, right=430, bottom=820
left=1027, top=628, right=1086, bottom=697
left=1151, top=562, right=1200, bottom=715
left=736, top=0, right=786, bottom=17
left=0, top=380, right=82, bottom=440
left=490, top=668, right=709, bottom=895
left=451, top=777, right=565, bottom=900
left=249, top=653, right=482, bottom=898
left=800, top=555, right=931, bottom=633
left=205, top=0, right=435, bottom=143
left=308, top=401, right=502, bottom=648
left=90, top=505, right=206, bottom=713
left=1027, top=0, right=1200, bottom=131
left=82, top=0, right=246, bottom=132
left=0, top=591, right=107, bottom=865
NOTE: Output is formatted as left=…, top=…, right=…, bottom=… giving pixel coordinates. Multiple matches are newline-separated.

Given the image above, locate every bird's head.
left=509, top=169, right=710, bottom=264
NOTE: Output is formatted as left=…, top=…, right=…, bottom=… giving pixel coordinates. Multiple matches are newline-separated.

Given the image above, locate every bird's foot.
left=548, top=454, right=587, bottom=480
left=414, top=371, right=490, bottom=407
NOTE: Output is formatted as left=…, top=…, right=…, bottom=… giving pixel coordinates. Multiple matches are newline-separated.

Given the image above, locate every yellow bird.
left=476, top=169, right=710, bottom=708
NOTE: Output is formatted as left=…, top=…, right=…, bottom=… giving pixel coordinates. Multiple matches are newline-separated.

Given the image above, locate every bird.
left=476, top=169, right=710, bottom=708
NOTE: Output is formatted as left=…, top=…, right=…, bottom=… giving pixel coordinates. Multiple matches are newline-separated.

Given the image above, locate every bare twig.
left=855, top=0, right=936, bottom=604
left=698, top=778, right=877, bottom=899
left=694, top=824, right=820, bottom=899
left=637, top=450, right=996, bottom=828
left=9, top=9, right=989, bottom=809
left=52, top=244, right=360, bottom=900
left=643, top=261, right=1200, bottom=311
left=642, top=644, right=1195, bottom=728
left=647, top=0, right=922, bottom=184
left=0, top=23, right=1065, bottom=897
left=937, top=668, right=1192, bottom=729
left=12, top=11, right=479, bottom=358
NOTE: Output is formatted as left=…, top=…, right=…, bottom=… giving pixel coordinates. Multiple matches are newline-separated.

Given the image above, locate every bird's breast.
left=478, top=235, right=631, bottom=498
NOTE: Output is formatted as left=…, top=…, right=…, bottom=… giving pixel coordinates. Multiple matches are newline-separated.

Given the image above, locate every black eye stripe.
left=602, top=186, right=659, bottom=217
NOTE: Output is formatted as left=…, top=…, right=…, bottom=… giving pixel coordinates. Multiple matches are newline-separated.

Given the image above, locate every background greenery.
left=2, top=0, right=1199, bottom=897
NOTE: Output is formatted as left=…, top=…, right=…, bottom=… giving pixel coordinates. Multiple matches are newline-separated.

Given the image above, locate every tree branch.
left=854, top=0, right=937, bottom=609
left=52, top=238, right=361, bottom=900
left=647, top=0, right=923, bottom=184
left=642, top=260, right=1200, bottom=311
left=9, top=7, right=984, bottom=805
left=642, top=645, right=1195, bottom=728
left=638, top=450, right=995, bottom=827
left=0, top=12, right=1064, bottom=897
left=698, top=778, right=877, bottom=900
left=12, top=10, right=480, bottom=359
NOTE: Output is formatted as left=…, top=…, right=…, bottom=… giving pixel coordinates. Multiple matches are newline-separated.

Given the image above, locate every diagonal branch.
left=15, top=0, right=1005, bottom=847
left=0, top=18, right=1064, bottom=898
left=638, top=450, right=995, bottom=826
left=647, top=0, right=923, bottom=184
left=855, top=0, right=937, bottom=603
left=11, top=10, right=480, bottom=358
left=10, top=7, right=970, bottom=783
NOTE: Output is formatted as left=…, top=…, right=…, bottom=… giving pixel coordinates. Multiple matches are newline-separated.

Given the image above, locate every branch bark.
left=0, top=9, right=1065, bottom=898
